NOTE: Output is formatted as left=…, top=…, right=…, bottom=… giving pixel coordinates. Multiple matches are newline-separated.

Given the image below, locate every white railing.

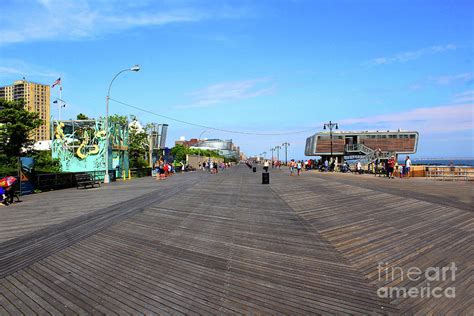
left=426, top=167, right=474, bottom=181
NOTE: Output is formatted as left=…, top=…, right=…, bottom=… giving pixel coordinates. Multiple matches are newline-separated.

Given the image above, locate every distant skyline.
left=1, top=0, right=473, bottom=158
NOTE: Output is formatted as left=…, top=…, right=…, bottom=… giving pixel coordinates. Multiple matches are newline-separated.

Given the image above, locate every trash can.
left=253, top=167, right=256, bottom=173
left=262, top=172, right=270, bottom=184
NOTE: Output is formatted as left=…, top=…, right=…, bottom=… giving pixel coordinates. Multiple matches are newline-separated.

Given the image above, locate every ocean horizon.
left=410, top=158, right=474, bottom=166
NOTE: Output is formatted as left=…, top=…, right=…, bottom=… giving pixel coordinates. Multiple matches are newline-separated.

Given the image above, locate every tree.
left=31, top=150, right=61, bottom=173
left=109, top=114, right=128, bottom=126
left=171, top=144, right=187, bottom=162
left=171, top=145, right=225, bottom=163
left=76, top=113, right=89, bottom=120
left=0, top=99, right=43, bottom=165
left=128, top=124, right=149, bottom=168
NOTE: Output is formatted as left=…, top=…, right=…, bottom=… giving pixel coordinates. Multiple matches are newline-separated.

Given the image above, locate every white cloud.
left=428, top=73, right=473, bottom=85
left=0, top=59, right=60, bottom=80
left=340, top=93, right=473, bottom=134
left=453, top=90, right=474, bottom=103
left=177, top=78, right=276, bottom=108
left=368, top=44, right=456, bottom=66
left=0, top=0, right=247, bottom=45
left=408, top=72, right=473, bottom=91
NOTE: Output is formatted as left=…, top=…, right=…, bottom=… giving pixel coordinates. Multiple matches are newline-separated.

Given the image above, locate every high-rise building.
left=0, top=79, right=51, bottom=141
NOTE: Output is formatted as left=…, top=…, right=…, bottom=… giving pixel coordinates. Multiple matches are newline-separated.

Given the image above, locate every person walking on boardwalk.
left=387, top=155, right=396, bottom=179
left=405, top=156, right=412, bottom=177
left=296, top=161, right=302, bottom=176
left=289, top=159, right=295, bottom=176
left=263, top=160, right=269, bottom=173
left=374, top=158, right=380, bottom=176
left=159, top=161, right=166, bottom=180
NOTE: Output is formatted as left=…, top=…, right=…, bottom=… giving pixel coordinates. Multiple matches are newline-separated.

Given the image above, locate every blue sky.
left=1, top=0, right=473, bottom=158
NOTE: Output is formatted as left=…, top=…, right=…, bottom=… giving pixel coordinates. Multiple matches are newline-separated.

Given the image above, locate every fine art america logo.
left=377, top=262, right=457, bottom=299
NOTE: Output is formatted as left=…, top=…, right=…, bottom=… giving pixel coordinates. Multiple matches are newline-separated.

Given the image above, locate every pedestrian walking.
left=387, top=155, right=396, bottom=179
left=263, top=160, right=269, bottom=173
left=405, top=156, right=412, bottom=177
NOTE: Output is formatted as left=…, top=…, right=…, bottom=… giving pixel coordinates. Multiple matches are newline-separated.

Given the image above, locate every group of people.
left=199, top=161, right=232, bottom=174
left=154, top=160, right=174, bottom=180
left=261, top=159, right=305, bottom=176
left=260, top=154, right=414, bottom=179
left=288, top=160, right=304, bottom=176
left=319, top=158, right=337, bottom=172
left=369, top=155, right=412, bottom=179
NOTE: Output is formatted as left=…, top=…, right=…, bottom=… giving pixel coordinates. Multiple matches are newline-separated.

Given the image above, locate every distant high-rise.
left=0, top=79, right=51, bottom=141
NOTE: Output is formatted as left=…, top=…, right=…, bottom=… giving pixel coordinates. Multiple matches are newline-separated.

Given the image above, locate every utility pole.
left=275, top=145, right=281, bottom=163
left=270, top=148, right=275, bottom=167
left=323, top=121, right=338, bottom=160
left=282, top=142, right=290, bottom=165
left=104, top=65, right=140, bottom=184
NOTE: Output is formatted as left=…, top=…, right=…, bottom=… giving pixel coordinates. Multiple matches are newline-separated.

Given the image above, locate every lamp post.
left=199, top=130, right=208, bottom=141
left=275, top=145, right=281, bottom=162
left=104, top=65, right=140, bottom=184
left=282, top=142, right=290, bottom=165
left=270, top=147, right=275, bottom=167
left=53, top=98, right=67, bottom=120
left=323, top=121, right=338, bottom=160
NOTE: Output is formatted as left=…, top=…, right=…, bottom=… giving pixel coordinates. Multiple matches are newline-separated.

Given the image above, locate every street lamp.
left=270, top=147, right=275, bottom=167
left=104, top=65, right=140, bottom=184
left=275, top=145, right=281, bottom=162
left=323, top=121, right=338, bottom=159
left=52, top=98, right=67, bottom=120
left=282, top=142, right=290, bottom=165
left=199, top=130, right=208, bottom=140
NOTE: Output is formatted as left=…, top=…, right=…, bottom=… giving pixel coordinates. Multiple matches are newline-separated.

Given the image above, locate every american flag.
left=51, top=77, right=61, bottom=88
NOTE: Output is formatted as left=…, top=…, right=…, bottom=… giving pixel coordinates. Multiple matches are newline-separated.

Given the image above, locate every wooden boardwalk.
left=0, top=166, right=472, bottom=314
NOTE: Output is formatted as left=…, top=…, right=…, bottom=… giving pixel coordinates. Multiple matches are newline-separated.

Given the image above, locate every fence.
left=426, top=166, right=474, bottom=181
left=33, top=170, right=117, bottom=192
left=2, top=167, right=157, bottom=194
left=129, top=167, right=152, bottom=178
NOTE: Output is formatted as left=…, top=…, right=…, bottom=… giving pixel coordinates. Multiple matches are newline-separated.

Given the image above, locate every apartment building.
left=0, top=79, right=51, bottom=141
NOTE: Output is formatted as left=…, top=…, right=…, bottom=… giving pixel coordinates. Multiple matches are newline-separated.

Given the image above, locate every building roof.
left=311, top=130, right=418, bottom=136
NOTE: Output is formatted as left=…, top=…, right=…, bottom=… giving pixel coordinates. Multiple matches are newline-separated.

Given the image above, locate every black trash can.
left=262, top=172, right=270, bottom=184
left=253, top=167, right=256, bottom=173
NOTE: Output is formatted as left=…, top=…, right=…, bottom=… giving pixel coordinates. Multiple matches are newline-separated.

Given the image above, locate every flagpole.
left=51, top=77, right=62, bottom=121
left=58, top=85, right=62, bottom=121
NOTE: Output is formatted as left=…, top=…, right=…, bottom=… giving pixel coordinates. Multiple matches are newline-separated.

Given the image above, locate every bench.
left=75, top=173, right=101, bottom=189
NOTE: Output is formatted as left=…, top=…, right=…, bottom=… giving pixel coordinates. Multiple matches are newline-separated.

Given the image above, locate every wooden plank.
left=0, top=165, right=471, bottom=313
